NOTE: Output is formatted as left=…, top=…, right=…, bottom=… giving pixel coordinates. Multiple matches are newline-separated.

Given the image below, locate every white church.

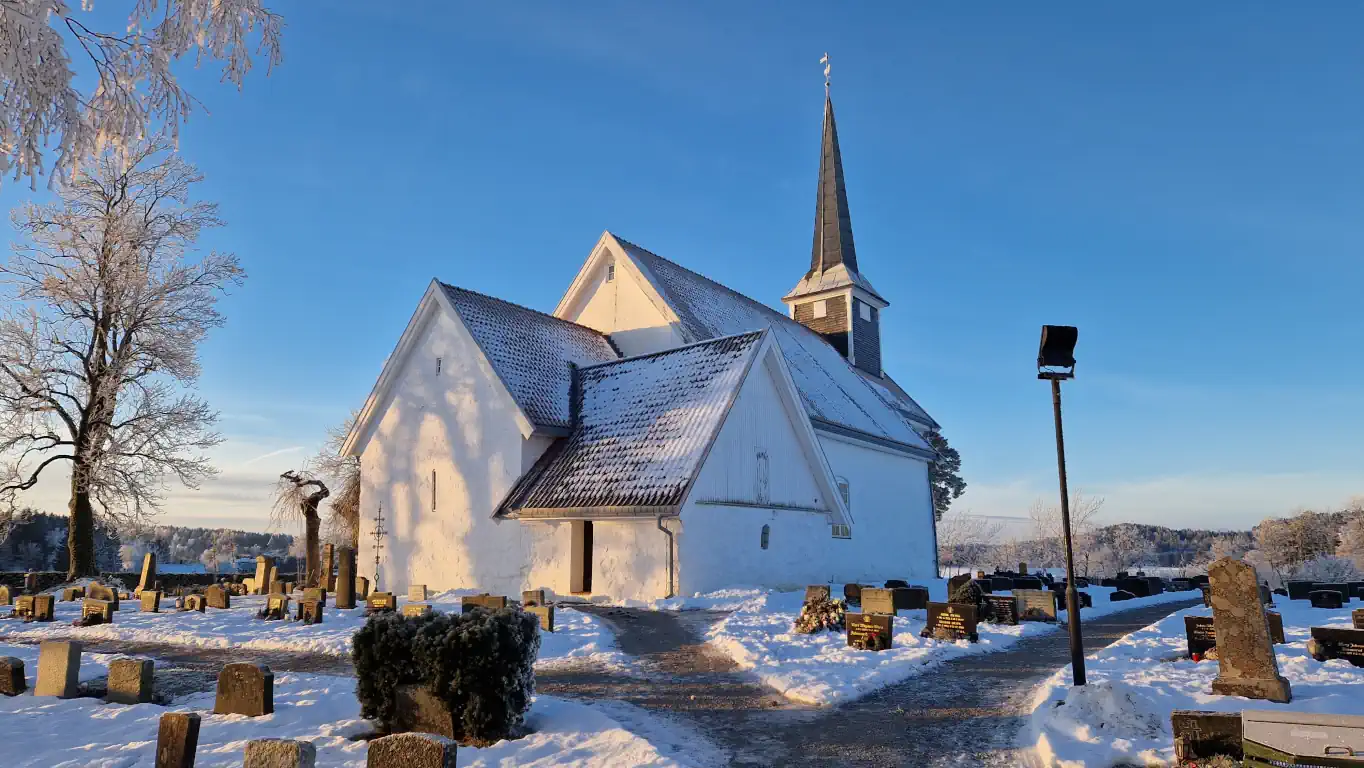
left=342, top=91, right=943, bottom=602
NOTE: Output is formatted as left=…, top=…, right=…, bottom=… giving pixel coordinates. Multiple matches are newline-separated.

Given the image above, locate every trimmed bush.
left=353, top=606, right=540, bottom=746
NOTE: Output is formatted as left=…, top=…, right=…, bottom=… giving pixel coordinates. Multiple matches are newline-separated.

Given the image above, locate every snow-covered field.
left=655, top=580, right=1197, bottom=705
left=1019, top=597, right=1364, bottom=767
left=0, top=590, right=626, bottom=670
left=0, top=642, right=718, bottom=767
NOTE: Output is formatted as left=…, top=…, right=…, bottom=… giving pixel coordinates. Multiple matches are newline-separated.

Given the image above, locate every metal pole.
left=1052, top=377, right=1086, bottom=686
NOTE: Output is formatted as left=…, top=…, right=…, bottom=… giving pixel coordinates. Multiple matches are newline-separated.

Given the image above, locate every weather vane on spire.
left=821, top=52, right=830, bottom=92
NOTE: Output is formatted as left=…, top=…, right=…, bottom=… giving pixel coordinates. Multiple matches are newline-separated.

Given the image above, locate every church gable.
left=555, top=235, right=686, bottom=358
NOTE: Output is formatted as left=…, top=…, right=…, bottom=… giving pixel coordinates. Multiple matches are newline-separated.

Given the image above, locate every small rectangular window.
left=606, top=264, right=616, bottom=282
left=436, top=357, right=442, bottom=374
left=832, top=524, right=851, bottom=539
left=812, top=300, right=827, bottom=319
left=859, top=302, right=872, bottom=322
left=431, top=469, right=437, bottom=513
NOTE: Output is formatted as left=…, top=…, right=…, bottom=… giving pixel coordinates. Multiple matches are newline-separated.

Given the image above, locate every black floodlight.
left=1038, top=325, right=1078, bottom=380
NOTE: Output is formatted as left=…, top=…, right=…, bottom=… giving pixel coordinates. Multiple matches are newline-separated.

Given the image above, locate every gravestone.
left=33, top=593, right=55, bottom=620
left=1200, top=585, right=1212, bottom=607
left=1074, top=577, right=1090, bottom=588
left=270, top=579, right=286, bottom=596
left=1171, top=710, right=1243, bottom=762
left=1266, top=611, right=1285, bottom=644
left=243, top=578, right=256, bottom=595
left=523, top=589, right=547, bottom=606
left=1286, top=581, right=1317, bottom=600
left=985, top=594, right=1019, bottom=625
left=136, top=552, right=157, bottom=596
left=1076, top=590, right=1093, bottom=609
left=1258, top=584, right=1272, bottom=605
left=972, top=579, right=994, bottom=594
left=12, top=594, right=33, bottom=619
left=88, top=583, right=119, bottom=610
left=244, top=738, right=316, bottom=768
left=460, top=594, right=506, bottom=612
left=408, top=584, right=428, bottom=602
left=156, top=712, right=201, bottom=768
left=1146, top=577, right=1166, bottom=596
left=1012, top=577, right=1044, bottom=591
left=335, top=547, right=356, bottom=609
left=1018, top=562, right=1028, bottom=576
left=357, top=576, right=370, bottom=599
left=140, top=591, right=161, bottom=613
left=884, top=579, right=911, bottom=589
left=182, top=594, right=206, bottom=612
left=859, top=587, right=897, bottom=616
left=1309, top=590, right=1344, bottom=609
left=82, top=597, right=115, bottom=625
left=260, top=594, right=290, bottom=620
left=0, top=657, right=25, bottom=695
left=215, top=663, right=274, bottom=716
left=1171, top=578, right=1193, bottom=592
left=394, top=683, right=456, bottom=737
left=1306, top=627, right=1364, bottom=667
left=895, top=587, right=930, bottom=611
left=1350, top=581, right=1364, bottom=600
left=1354, top=609, right=1364, bottom=630
left=1208, top=556, right=1292, bottom=703
left=35, top=640, right=81, bottom=698
left=1185, top=616, right=1217, bottom=659
left=0, top=585, right=8, bottom=606
left=254, top=556, right=273, bottom=596
left=303, top=587, right=327, bottom=605
left=1315, top=583, right=1350, bottom=603
left=23, top=571, right=37, bottom=594
left=403, top=603, right=432, bottom=618
left=528, top=605, right=554, bottom=632
left=298, top=599, right=324, bottom=625
left=285, top=582, right=295, bottom=596
left=804, top=585, right=831, bottom=603
left=206, top=584, right=230, bottom=609
left=1110, top=590, right=1135, bottom=602
left=266, top=565, right=279, bottom=591
left=1014, top=589, right=1058, bottom=622
left=322, top=543, right=335, bottom=591
left=1117, top=577, right=1151, bottom=598
left=106, top=657, right=155, bottom=704
left=61, top=586, right=85, bottom=602
left=365, top=732, right=457, bottom=768
left=843, top=583, right=862, bottom=605
left=922, top=601, right=979, bottom=642
left=990, top=577, right=1014, bottom=592
left=368, top=592, right=397, bottom=614
left=846, top=611, right=893, bottom=650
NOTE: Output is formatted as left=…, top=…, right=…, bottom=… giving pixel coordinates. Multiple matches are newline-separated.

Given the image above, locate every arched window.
left=760, top=524, right=770, bottom=550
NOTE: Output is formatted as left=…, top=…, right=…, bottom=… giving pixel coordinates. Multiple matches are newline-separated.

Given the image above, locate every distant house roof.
left=497, top=332, right=763, bottom=518
left=441, top=283, right=619, bottom=430
left=610, top=237, right=934, bottom=453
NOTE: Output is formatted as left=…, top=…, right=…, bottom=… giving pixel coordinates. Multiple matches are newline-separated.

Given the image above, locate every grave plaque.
left=106, top=657, right=155, bottom=704
left=922, top=601, right=979, bottom=642
left=82, top=598, right=114, bottom=624
left=804, top=585, right=831, bottom=603
left=253, top=555, right=273, bottom=596
left=1306, top=627, right=1364, bottom=668
left=1309, top=590, right=1344, bottom=609
left=1208, top=556, right=1291, bottom=703
left=140, top=591, right=161, bottom=613
left=843, top=583, right=862, bottom=605
left=1354, top=609, right=1364, bottom=630
left=985, top=594, right=1018, bottom=625
left=0, top=657, right=26, bottom=696
left=859, top=587, right=896, bottom=616
left=205, top=584, right=230, bottom=609
left=1171, top=710, right=1243, bottom=762
left=408, top=584, right=428, bottom=602
left=367, top=592, right=397, bottom=613
left=322, top=543, right=335, bottom=591
left=1315, top=583, right=1350, bottom=603
left=61, top=586, right=84, bottom=602
left=136, top=552, right=157, bottom=596
left=155, top=711, right=201, bottom=768
left=182, top=594, right=206, bottom=612
left=214, top=662, right=274, bottom=716
left=298, top=599, right=324, bottom=625
left=460, top=594, right=506, bottom=612
left=1242, top=710, right=1364, bottom=767
left=1266, top=611, right=1285, bottom=644
left=1014, top=589, right=1058, bottom=622
left=1185, top=616, right=1217, bottom=658
left=523, top=589, right=547, bottom=606
left=846, top=611, right=893, bottom=650
left=403, top=603, right=432, bottom=618
left=528, top=605, right=554, bottom=632
left=335, top=547, right=356, bottom=609
left=1286, top=580, right=1317, bottom=601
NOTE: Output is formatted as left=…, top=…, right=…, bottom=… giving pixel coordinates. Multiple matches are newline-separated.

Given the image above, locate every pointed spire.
left=810, top=93, right=858, bottom=275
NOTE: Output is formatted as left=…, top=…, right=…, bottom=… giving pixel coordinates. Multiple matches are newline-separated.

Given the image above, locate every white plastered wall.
left=558, top=248, right=684, bottom=357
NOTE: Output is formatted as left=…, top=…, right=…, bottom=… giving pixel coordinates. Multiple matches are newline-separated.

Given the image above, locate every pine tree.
left=926, top=430, right=966, bottom=521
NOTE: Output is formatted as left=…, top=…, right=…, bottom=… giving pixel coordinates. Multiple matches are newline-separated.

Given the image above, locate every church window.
left=436, top=357, right=442, bottom=374
left=431, top=469, right=437, bottom=512
left=836, top=477, right=850, bottom=509
left=832, top=524, right=851, bottom=539
left=755, top=450, right=769, bottom=503
left=813, top=300, right=827, bottom=319
left=760, top=524, right=770, bottom=550
left=606, top=264, right=616, bottom=282
left=859, top=302, right=872, bottom=322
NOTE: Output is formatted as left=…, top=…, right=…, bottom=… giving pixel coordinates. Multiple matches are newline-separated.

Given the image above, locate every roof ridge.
left=439, top=280, right=609, bottom=338
left=578, top=328, right=764, bottom=372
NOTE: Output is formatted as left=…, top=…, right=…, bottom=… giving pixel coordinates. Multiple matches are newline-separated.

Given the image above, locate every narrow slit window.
left=760, top=524, right=770, bottom=550
left=606, top=264, right=616, bottom=282
left=436, top=357, right=442, bottom=374
left=431, top=469, right=437, bottom=512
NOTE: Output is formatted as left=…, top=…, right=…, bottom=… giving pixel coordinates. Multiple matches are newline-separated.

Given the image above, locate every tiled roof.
left=498, top=332, right=763, bottom=516
left=613, top=238, right=934, bottom=452
left=857, top=369, right=939, bottom=431
left=441, top=283, right=619, bottom=429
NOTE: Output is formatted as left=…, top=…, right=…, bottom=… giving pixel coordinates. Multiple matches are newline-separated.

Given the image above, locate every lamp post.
left=1038, top=325, right=1085, bottom=687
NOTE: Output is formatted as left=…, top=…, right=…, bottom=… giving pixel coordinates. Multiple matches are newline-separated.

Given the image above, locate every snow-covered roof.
left=442, top=283, right=619, bottom=430
left=856, top=368, right=939, bottom=432
left=612, top=237, right=934, bottom=453
left=783, top=262, right=886, bottom=304
left=497, top=332, right=763, bottom=517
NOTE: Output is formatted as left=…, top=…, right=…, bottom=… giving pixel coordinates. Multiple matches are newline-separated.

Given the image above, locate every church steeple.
left=783, top=75, right=889, bottom=378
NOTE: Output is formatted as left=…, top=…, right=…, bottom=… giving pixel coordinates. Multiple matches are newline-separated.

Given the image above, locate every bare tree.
left=0, top=0, right=283, bottom=189
left=273, top=469, right=328, bottom=587
left=1103, top=524, right=1148, bottom=574
left=0, top=142, right=243, bottom=578
left=936, top=510, right=1003, bottom=577
left=1025, top=492, right=1105, bottom=574
left=312, top=411, right=359, bottom=550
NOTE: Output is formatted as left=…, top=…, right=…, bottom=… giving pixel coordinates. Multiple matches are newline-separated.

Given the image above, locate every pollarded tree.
left=312, top=411, right=360, bottom=551
left=926, top=430, right=966, bottom=521
left=0, top=0, right=282, bottom=189
left=0, top=142, right=243, bottom=578
left=273, top=469, right=328, bottom=587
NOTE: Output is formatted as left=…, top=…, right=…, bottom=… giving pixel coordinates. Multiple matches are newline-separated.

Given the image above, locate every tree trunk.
left=304, top=506, right=321, bottom=587
left=67, top=460, right=97, bottom=579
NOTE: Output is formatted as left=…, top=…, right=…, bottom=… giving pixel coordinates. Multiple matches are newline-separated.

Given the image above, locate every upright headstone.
left=408, top=584, right=427, bottom=602
left=61, top=586, right=84, bottom=602
left=87, top=583, right=119, bottom=610
left=205, top=584, right=230, bottom=609
left=244, top=738, right=317, bottom=768
left=1286, top=581, right=1317, bottom=601
left=140, top=591, right=161, bottom=613
left=522, top=589, right=547, bottom=606
left=254, top=556, right=273, bottom=596
left=137, top=552, right=157, bottom=596
left=1315, top=583, right=1350, bottom=603
left=82, top=598, right=115, bottom=625
left=985, top=594, right=1019, bottom=625
left=182, top=594, right=206, bottom=612
left=155, top=712, right=201, bottom=768
left=894, top=587, right=930, bottom=611
left=1185, top=616, right=1217, bottom=659
left=804, top=585, right=831, bottom=603
left=368, top=592, right=397, bottom=614
left=335, top=547, right=356, bottom=609
left=270, top=579, right=286, bottom=596
left=859, top=587, right=897, bottom=616
left=1208, top=556, right=1291, bottom=703
left=23, top=571, right=37, bottom=594
left=260, top=594, right=290, bottom=621
left=0, top=657, right=25, bottom=696
left=1307, top=627, right=1364, bottom=667
left=357, top=576, right=370, bottom=600
left=365, top=732, right=457, bottom=768
left=884, top=579, right=910, bottom=589
left=0, top=585, right=9, bottom=605
left=1018, top=562, right=1028, bottom=576
left=922, top=602, right=979, bottom=642
left=322, top=543, right=335, bottom=591
left=34, top=640, right=81, bottom=698
left=32, top=594, right=56, bottom=620
left=106, top=657, right=155, bottom=704
left=460, top=594, right=506, bottom=612
left=1310, top=590, right=1344, bottom=609
left=302, top=587, right=326, bottom=605
left=1014, top=589, right=1058, bottom=622
left=1267, top=611, right=1285, bottom=644
left=394, top=683, right=456, bottom=737
left=215, top=663, right=274, bottom=716
left=528, top=605, right=554, bottom=632
left=846, top=612, right=893, bottom=650
left=843, top=583, right=862, bottom=606
left=299, top=600, right=324, bottom=625
left=1354, top=609, right=1364, bottom=630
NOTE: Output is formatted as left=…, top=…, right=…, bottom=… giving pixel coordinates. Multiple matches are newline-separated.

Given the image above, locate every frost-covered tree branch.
left=273, top=468, right=328, bottom=587
left=0, top=0, right=283, bottom=189
left=312, top=409, right=360, bottom=550
left=0, top=141, right=243, bottom=577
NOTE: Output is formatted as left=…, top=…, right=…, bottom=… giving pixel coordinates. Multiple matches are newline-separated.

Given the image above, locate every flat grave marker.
left=846, top=611, right=893, bottom=651
left=1307, top=627, right=1364, bottom=668
left=1242, top=710, right=1364, bottom=766
left=922, top=601, right=979, bottom=643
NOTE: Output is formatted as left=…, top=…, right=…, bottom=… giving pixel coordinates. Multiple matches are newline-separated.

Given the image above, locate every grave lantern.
left=1038, top=324, right=1085, bottom=687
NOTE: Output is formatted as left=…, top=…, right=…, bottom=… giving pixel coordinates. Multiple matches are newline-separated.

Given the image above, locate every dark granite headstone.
left=990, top=577, right=1014, bottom=592
left=985, top=594, right=1018, bottom=625
left=1018, top=562, right=1028, bottom=576
left=894, top=587, right=929, bottom=611
left=1110, top=590, right=1135, bottom=602
left=1266, top=611, right=1285, bottom=644
left=1286, top=581, right=1317, bottom=601
left=1145, top=577, right=1165, bottom=596
left=846, top=612, right=893, bottom=651
left=1315, top=583, right=1350, bottom=603
left=1171, top=710, right=1243, bottom=762
left=155, top=711, right=201, bottom=768
left=1012, top=577, right=1044, bottom=591
left=523, top=589, right=547, bottom=606
left=884, top=579, right=910, bottom=589
left=214, top=663, right=274, bottom=716
left=368, top=592, right=398, bottom=614
left=1307, top=627, right=1364, bottom=668
left=1185, top=616, right=1216, bottom=658
left=922, top=602, right=979, bottom=642
left=1350, top=581, right=1364, bottom=600
left=843, top=583, right=862, bottom=605
left=804, top=585, right=832, bottom=603
left=0, top=657, right=25, bottom=696
left=972, top=579, right=994, bottom=594
left=1208, top=556, right=1291, bottom=702
left=1310, top=590, right=1344, bottom=609
left=1118, top=578, right=1151, bottom=598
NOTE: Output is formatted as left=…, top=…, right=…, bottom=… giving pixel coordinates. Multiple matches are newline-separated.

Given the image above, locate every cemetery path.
left=538, top=599, right=1201, bottom=767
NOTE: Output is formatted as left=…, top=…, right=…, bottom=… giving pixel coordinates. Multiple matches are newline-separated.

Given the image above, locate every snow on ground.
left=0, top=589, right=626, bottom=670
left=0, top=642, right=717, bottom=768
left=651, top=579, right=1196, bottom=705
left=1019, top=597, right=1364, bottom=767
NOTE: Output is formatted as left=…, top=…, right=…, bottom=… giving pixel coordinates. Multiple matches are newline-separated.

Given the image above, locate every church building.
left=342, top=90, right=942, bottom=601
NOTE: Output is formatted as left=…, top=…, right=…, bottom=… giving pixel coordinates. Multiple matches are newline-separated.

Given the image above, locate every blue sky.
left=5, top=2, right=1363, bottom=532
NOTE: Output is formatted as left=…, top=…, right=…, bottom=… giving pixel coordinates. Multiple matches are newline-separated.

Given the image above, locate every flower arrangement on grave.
left=793, top=595, right=847, bottom=634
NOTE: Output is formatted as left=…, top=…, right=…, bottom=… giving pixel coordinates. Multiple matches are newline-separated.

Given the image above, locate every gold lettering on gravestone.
left=936, top=608, right=965, bottom=635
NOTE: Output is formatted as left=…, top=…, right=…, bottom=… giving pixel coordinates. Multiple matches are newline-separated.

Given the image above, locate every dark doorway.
left=571, top=520, right=593, bottom=594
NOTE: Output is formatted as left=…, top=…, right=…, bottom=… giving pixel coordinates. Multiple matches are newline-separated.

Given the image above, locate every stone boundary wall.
left=0, top=571, right=301, bottom=593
